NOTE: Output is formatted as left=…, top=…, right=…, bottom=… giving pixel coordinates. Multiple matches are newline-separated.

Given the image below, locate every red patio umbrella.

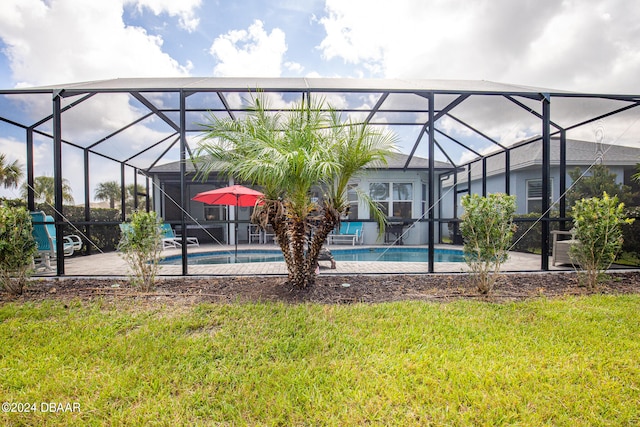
left=191, top=184, right=264, bottom=207
left=191, top=185, right=264, bottom=259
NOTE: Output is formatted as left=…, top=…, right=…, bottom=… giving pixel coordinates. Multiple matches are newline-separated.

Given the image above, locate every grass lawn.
left=1, top=295, right=639, bottom=426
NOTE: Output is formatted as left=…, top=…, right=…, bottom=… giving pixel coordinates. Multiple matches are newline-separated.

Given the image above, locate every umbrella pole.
left=235, top=196, right=238, bottom=262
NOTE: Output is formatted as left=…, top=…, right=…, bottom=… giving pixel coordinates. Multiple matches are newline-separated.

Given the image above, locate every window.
left=393, top=183, right=412, bottom=218
left=346, top=184, right=359, bottom=220
left=422, top=183, right=427, bottom=216
left=526, top=179, right=553, bottom=213
left=204, top=205, right=227, bottom=221
left=369, top=182, right=389, bottom=218
left=369, top=182, right=413, bottom=219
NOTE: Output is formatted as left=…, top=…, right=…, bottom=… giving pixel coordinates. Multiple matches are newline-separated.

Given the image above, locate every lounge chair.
left=161, top=223, right=199, bottom=249
left=30, top=211, right=83, bottom=270
left=327, top=221, right=363, bottom=245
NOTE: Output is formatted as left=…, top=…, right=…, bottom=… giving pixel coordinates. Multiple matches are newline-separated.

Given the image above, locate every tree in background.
left=126, top=184, right=146, bottom=210
left=94, top=180, right=121, bottom=209
left=94, top=181, right=146, bottom=211
left=197, top=94, right=397, bottom=289
left=566, top=164, right=634, bottom=207
left=0, top=153, right=23, bottom=189
left=21, top=176, right=74, bottom=205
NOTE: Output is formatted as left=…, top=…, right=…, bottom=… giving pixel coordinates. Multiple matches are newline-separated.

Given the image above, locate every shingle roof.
left=148, top=152, right=451, bottom=174
left=449, top=138, right=640, bottom=182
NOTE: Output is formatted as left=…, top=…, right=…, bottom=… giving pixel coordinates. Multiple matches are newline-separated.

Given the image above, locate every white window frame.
left=369, top=181, right=414, bottom=219
left=526, top=178, right=553, bottom=213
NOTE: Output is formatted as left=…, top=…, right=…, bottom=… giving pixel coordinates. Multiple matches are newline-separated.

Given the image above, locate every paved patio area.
left=46, top=243, right=574, bottom=277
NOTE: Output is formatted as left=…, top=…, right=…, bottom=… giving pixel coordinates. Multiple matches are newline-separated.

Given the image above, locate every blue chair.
left=30, top=212, right=82, bottom=270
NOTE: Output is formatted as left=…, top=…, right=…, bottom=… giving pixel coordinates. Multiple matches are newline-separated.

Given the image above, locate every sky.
left=0, top=0, right=639, bottom=201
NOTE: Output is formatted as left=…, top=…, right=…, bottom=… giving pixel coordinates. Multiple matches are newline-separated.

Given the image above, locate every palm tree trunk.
left=289, top=215, right=307, bottom=288
left=302, top=206, right=340, bottom=287
left=260, top=200, right=295, bottom=279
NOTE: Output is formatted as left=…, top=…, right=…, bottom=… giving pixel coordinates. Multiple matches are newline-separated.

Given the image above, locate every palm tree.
left=94, top=181, right=121, bottom=209
left=0, top=153, right=23, bottom=189
left=21, top=176, right=74, bottom=205
left=197, top=94, right=397, bottom=288
left=126, top=183, right=146, bottom=209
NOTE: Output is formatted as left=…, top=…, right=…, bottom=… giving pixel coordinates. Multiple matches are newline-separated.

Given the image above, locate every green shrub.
left=117, top=210, right=163, bottom=291
left=460, top=193, right=517, bottom=294
left=621, top=206, right=640, bottom=263
left=570, top=192, right=635, bottom=289
left=0, top=205, right=37, bottom=295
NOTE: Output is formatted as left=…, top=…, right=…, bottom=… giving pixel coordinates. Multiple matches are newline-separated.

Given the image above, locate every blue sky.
left=0, top=0, right=639, bottom=201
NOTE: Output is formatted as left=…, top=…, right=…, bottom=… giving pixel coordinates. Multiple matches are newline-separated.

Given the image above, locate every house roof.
left=148, top=152, right=452, bottom=175
left=445, top=138, right=640, bottom=183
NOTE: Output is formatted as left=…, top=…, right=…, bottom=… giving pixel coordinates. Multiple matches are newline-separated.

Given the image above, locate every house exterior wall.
left=349, top=169, right=434, bottom=245
left=441, top=164, right=630, bottom=218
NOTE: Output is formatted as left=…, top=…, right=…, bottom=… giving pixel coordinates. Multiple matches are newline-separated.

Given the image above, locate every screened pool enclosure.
left=1, top=78, right=639, bottom=276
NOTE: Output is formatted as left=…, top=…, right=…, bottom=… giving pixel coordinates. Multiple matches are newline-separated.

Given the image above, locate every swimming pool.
left=160, top=247, right=465, bottom=265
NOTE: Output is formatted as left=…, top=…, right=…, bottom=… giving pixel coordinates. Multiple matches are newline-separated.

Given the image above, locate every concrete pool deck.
left=50, top=244, right=578, bottom=277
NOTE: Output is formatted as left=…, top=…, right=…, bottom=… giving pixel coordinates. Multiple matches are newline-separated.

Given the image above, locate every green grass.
left=1, top=296, right=639, bottom=426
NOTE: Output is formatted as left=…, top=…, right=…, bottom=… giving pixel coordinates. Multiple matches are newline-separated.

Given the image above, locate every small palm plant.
left=197, top=94, right=397, bottom=289
left=118, top=210, right=163, bottom=291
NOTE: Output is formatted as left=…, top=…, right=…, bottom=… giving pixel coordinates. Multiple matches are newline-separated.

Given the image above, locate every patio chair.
left=248, top=224, right=262, bottom=244
left=30, top=211, right=83, bottom=270
left=327, top=222, right=363, bottom=245
left=551, top=230, right=578, bottom=266
left=161, top=223, right=199, bottom=249
left=263, top=224, right=276, bottom=243
left=248, top=224, right=276, bottom=244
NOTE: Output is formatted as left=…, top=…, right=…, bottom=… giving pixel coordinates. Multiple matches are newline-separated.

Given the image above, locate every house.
left=148, top=153, right=453, bottom=245
left=440, top=137, right=640, bottom=218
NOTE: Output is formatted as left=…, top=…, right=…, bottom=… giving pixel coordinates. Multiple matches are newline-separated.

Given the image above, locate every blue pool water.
left=160, top=247, right=465, bottom=265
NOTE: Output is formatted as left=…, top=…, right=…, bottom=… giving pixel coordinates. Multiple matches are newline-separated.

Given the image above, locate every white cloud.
left=209, top=20, right=288, bottom=77
left=284, top=61, right=304, bottom=74
left=125, top=0, right=201, bottom=32
left=0, top=0, right=201, bottom=200
left=0, top=0, right=192, bottom=88
left=317, top=0, right=640, bottom=94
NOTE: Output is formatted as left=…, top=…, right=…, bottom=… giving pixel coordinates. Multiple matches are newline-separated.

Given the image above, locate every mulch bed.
left=3, top=271, right=640, bottom=305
